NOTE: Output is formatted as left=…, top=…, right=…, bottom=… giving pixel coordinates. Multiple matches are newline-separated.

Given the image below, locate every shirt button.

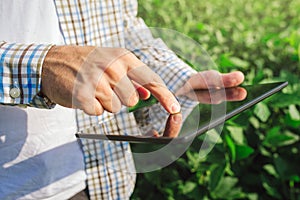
left=9, top=87, right=21, bottom=99
left=123, top=20, right=128, bottom=28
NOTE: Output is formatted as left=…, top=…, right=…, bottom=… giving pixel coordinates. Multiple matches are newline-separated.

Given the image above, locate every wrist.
left=41, top=45, right=96, bottom=105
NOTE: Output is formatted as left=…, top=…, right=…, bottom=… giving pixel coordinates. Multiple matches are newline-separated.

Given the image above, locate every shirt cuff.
left=0, top=42, right=54, bottom=108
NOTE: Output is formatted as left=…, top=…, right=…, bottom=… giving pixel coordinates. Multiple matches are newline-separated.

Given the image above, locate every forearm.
left=0, top=41, right=53, bottom=108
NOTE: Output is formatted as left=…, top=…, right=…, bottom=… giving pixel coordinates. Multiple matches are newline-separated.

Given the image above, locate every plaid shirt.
left=0, top=0, right=196, bottom=199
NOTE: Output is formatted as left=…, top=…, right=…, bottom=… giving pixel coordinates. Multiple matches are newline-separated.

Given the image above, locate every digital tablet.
left=76, top=81, right=288, bottom=144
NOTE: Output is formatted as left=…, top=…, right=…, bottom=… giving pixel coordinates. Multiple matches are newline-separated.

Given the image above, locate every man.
left=0, top=0, right=244, bottom=199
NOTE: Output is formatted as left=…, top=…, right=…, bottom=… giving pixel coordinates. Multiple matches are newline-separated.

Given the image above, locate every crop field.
left=131, top=0, right=300, bottom=199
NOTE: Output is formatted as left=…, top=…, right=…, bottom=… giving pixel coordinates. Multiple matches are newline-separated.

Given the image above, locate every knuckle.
left=96, top=92, right=122, bottom=113
left=90, top=108, right=104, bottom=116
left=114, top=48, right=132, bottom=62
left=82, top=103, right=104, bottom=116
left=74, top=92, right=89, bottom=107
left=110, top=105, right=122, bottom=113
left=103, top=106, right=118, bottom=114
left=210, top=97, right=222, bottom=104
left=151, top=73, right=164, bottom=83
left=95, top=109, right=104, bottom=115
left=97, top=87, right=113, bottom=98
left=146, top=80, right=165, bottom=90
left=103, top=64, right=128, bottom=86
left=103, top=106, right=114, bottom=113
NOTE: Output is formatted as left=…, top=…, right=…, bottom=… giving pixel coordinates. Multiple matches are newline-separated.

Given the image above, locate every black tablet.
left=76, top=81, right=288, bottom=144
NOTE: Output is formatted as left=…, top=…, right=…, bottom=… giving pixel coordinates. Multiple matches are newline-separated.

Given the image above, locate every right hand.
left=41, top=46, right=181, bottom=115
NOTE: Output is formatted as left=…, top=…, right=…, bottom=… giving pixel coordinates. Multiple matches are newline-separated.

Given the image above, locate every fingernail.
left=234, top=88, right=240, bottom=96
left=171, top=102, right=181, bottom=114
left=231, top=78, right=237, bottom=86
left=171, top=114, right=182, bottom=124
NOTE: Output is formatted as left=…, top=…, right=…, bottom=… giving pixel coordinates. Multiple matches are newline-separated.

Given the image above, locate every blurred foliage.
left=131, top=0, right=300, bottom=199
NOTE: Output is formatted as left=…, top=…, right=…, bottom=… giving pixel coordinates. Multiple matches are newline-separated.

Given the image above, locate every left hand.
left=161, top=70, right=245, bottom=138
left=176, top=70, right=245, bottom=95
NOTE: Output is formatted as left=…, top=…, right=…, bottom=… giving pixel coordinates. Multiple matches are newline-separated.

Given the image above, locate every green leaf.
left=259, top=146, right=272, bottom=157
left=205, top=129, right=223, bottom=144
left=262, top=181, right=282, bottom=199
left=144, top=171, right=161, bottom=187
left=263, top=164, right=279, bottom=178
left=216, top=30, right=225, bottom=43
left=249, top=116, right=260, bottom=129
left=186, top=150, right=203, bottom=172
left=288, top=31, right=300, bottom=50
left=279, top=70, right=300, bottom=86
left=252, top=69, right=265, bottom=84
left=284, top=114, right=300, bottom=128
left=274, top=155, right=300, bottom=181
left=219, top=53, right=234, bottom=67
left=254, top=102, right=271, bottom=122
left=247, top=193, right=259, bottom=200
left=197, top=23, right=205, bottom=31
left=211, top=177, right=245, bottom=199
left=298, top=44, right=300, bottom=61
left=201, top=144, right=226, bottom=164
left=289, top=104, right=300, bottom=120
left=229, top=56, right=250, bottom=68
left=269, top=93, right=300, bottom=108
left=163, top=188, right=174, bottom=199
left=208, top=162, right=226, bottom=191
left=261, top=171, right=282, bottom=199
left=178, top=181, right=197, bottom=195
left=263, top=128, right=299, bottom=147
left=290, top=175, right=300, bottom=182
left=224, top=133, right=236, bottom=162
left=266, top=126, right=280, bottom=135
left=227, top=126, right=245, bottom=145
left=235, top=145, right=255, bottom=160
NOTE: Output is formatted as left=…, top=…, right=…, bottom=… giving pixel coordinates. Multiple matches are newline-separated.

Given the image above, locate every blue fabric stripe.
left=100, top=141, right=110, bottom=197
left=107, top=144, right=116, bottom=199
left=99, top=1, right=108, bottom=42
left=74, top=0, right=85, bottom=43
left=0, top=43, right=15, bottom=102
left=26, top=44, right=43, bottom=100
left=83, top=0, right=93, bottom=44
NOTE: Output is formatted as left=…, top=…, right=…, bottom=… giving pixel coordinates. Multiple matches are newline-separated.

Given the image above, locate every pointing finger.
left=128, top=65, right=181, bottom=114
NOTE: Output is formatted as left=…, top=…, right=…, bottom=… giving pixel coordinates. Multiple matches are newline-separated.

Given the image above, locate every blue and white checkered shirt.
left=0, top=0, right=196, bottom=199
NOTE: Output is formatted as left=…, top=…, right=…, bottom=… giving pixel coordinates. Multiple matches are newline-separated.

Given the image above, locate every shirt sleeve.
left=123, top=0, right=197, bottom=94
left=0, top=41, right=54, bottom=108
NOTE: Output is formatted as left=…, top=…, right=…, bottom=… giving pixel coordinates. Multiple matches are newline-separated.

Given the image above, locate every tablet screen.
left=76, top=81, right=288, bottom=144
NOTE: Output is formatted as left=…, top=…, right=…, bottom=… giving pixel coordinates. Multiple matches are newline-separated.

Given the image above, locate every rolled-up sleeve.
left=0, top=41, right=53, bottom=108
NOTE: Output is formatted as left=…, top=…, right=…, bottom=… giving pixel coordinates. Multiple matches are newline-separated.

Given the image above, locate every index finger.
left=163, top=113, right=183, bottom=138
left=128, top=65, right=181, bottom=114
